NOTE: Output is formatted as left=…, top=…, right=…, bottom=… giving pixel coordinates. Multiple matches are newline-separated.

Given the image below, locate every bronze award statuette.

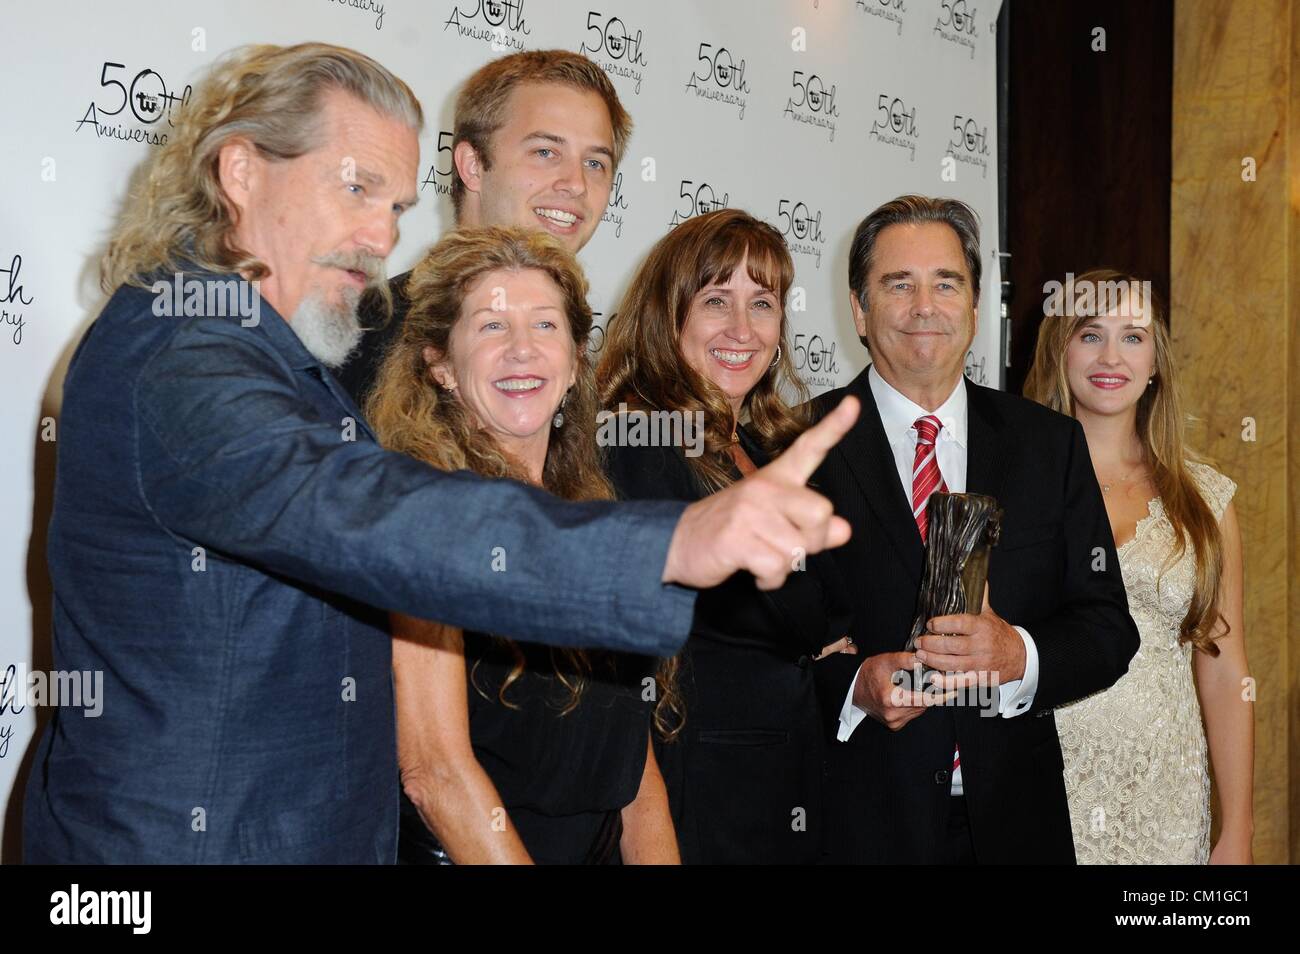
left=904, top=493, right=1003, bottom=669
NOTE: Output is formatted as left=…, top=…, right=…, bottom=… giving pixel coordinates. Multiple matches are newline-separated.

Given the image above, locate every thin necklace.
left=1099, top=461, right=1144, bottom=495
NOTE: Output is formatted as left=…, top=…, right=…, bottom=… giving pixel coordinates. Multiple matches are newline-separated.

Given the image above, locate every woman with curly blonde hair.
left=1024, top=269, right=1253, bottom=864
left=369, top=226, right=677, bottom=864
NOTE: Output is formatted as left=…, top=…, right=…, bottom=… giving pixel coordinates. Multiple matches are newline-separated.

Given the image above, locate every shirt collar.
left=251, top=288, right=324, bottom=372
left=867, top=364, right=968, bottom=448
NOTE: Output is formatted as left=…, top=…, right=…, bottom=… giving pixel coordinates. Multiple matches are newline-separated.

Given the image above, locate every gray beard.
left=290, top=285, right=364, bottom=369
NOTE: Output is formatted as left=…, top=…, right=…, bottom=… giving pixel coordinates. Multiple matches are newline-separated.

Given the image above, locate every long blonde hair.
left=366, top=227, right=611, bottom=712
left=100, top=42, right=422, bottom=304
left=1023, top=268, right=1226, bottom=655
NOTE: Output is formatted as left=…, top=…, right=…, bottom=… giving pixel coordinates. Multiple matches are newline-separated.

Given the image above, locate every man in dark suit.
left=810, top=195, right=1139, bottom=864
left=337, top=48, right=625, bottom=406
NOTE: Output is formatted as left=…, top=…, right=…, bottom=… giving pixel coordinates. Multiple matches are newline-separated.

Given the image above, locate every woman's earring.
left=552, top=392, right=569, bottom=429
left=1148, top=377, right=1155, bottom=387
left=769, top=344, right=782, bottom=370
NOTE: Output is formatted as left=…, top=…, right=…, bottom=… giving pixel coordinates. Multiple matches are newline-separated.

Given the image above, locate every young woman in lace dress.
left=1024, top=269, right=1253, bottom=864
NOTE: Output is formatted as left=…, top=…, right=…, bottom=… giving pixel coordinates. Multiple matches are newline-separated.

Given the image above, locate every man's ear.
left=453, top=140, right=485, bottom=196
left=423, top=345, right=456, bottom=390
left=216, top=137, right=258, bottom=220
left=849, top=291, right=869, bottom=339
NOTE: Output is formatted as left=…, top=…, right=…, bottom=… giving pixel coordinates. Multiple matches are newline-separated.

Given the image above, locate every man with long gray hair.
left=23, top=42, right=859, bottom=864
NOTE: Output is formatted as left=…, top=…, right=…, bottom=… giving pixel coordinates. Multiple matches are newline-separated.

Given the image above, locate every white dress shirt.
left=836, top=365, right=1040, bottom=796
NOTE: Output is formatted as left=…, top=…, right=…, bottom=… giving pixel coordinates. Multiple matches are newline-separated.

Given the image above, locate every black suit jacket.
left=336, top=271, right=412, bottom=408
left=808, top=368, right=1139, bottom=864
left=605, top=429, right=853, bottom=863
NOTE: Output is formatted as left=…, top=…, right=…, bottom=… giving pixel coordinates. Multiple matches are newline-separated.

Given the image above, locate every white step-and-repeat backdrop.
left=0, top=0, right=1002, bottom=852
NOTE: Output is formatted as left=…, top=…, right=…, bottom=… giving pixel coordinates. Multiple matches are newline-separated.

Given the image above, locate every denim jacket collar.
left=177, top=264, right=378, bottom=440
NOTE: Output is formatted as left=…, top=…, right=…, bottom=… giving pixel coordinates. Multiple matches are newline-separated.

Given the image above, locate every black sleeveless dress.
left=398, top=633, right=655, bottom=865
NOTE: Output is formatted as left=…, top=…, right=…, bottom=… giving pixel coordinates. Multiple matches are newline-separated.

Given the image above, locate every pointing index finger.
left=767, top=394, right=860, bottom=486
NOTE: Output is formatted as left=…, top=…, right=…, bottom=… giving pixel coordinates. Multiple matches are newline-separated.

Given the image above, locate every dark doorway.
left=1001, top=0, right=1173, bottom=394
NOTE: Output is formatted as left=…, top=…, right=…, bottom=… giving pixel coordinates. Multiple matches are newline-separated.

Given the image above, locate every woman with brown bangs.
left=597, top=208, right=854, bottom=864
left=367, top=227, right=678, bottom=864
left=1024, top=269, right=1253, bottom=864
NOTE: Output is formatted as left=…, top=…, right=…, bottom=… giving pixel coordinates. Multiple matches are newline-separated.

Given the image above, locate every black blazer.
left=807, top=369, right=1139, bottom=864
left=605, top=428, right=853, bottom=864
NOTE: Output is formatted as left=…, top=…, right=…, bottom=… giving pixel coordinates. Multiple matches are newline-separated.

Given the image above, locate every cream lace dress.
left=1054, top=461, right=1236, bottom=864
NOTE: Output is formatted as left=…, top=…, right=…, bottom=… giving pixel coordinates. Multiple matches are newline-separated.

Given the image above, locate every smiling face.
left=1064, top=292, right=1156, bottom=420
left=852, top=221, right=977, bottom=399
left=427, top=267, right=577, bottom=475
left=225, top=87, right=420, bottom=322
left=678, top=252, right=782, bottom=417
left=456, top=82, right=615, bottom=252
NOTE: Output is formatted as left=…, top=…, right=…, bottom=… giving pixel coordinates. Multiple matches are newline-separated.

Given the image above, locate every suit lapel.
left=836, top=369, right=924, bottom=583
left=964, top=381, right=1008, bottom=503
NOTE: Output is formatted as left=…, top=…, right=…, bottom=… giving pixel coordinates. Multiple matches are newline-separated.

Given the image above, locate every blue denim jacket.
left=23, top=270, right=695, bottom=863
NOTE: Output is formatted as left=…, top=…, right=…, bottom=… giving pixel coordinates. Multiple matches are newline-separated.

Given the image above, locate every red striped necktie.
left=912, top=415, right=960, bottom=776
left=912, top=415, right=948, bottom=542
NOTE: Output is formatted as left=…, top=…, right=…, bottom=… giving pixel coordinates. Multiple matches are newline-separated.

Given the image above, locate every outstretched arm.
left=135, top=316, right=696, bottom=657
left=137, top=317, right=859, bottom=654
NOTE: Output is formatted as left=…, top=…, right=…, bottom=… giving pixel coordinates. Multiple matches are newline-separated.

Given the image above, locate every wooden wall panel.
left=1006, top=0, right=1173, bottom=395
left=1171, top=0, right=1297, bottom=864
